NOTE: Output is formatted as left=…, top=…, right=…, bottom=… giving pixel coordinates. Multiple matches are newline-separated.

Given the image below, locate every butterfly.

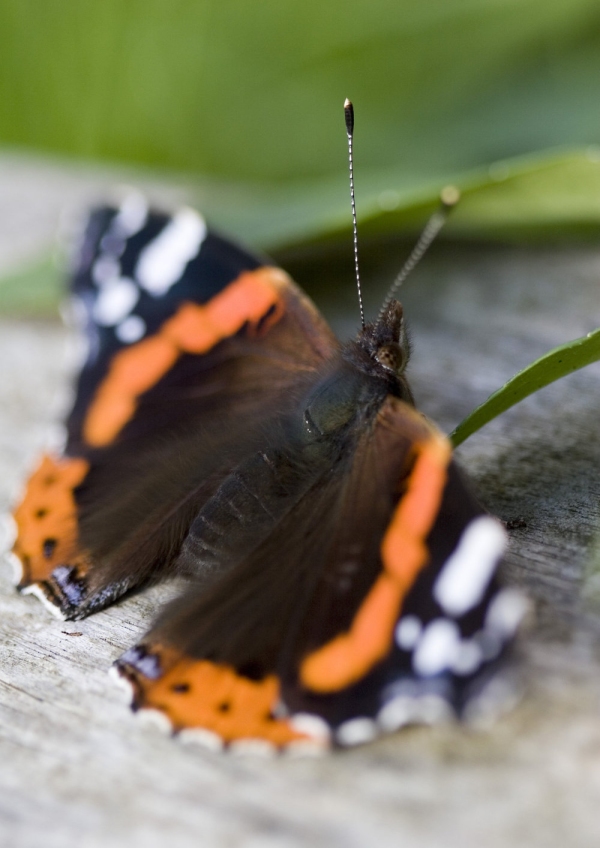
left=9, top=106, right=527, bottom=753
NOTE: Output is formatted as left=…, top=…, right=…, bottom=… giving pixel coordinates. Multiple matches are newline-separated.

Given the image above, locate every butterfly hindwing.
left=115, top=385, right=524, bottom=750
left=282, top=398, right=524, bottom=741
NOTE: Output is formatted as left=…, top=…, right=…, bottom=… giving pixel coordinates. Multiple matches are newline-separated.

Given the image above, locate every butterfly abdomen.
left=176, top=444, right=334, bottom=581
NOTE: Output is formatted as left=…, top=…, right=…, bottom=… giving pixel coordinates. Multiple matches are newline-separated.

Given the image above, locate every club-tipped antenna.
left=344, top=99, right=366, bottom=330
left=378, top=185, right=460, bottom=320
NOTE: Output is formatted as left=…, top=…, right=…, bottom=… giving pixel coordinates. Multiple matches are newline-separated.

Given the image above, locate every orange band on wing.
left=12, top=454, right=90, bottom=586
left=300, top=434, right=451, bottom=693
left=83, top=267, right=287, bottom=447
left=122, top=645, right=308, bottom=747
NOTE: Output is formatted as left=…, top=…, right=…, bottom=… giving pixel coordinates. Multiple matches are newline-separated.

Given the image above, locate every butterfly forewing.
left=11, top=199, right=337, bottom=618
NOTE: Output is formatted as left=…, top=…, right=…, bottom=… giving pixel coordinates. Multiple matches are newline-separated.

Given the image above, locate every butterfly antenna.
left=378, top=185, right=460, bottom=320
left=344, top=99, right=366, bottom=330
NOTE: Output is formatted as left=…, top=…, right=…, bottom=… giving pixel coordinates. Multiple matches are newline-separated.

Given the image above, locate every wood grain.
left=2, top=180, right=600, bottom=846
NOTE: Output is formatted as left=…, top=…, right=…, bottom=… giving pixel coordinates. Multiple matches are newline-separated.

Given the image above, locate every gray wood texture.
left=1, top=156, right=600, bottom=847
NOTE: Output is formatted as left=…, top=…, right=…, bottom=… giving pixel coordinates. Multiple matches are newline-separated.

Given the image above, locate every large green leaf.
left=4, top=147, right=600, bottom=319
left=207, top=148, right=600, bottom=249
left=1, top=0, right=600, bottom=245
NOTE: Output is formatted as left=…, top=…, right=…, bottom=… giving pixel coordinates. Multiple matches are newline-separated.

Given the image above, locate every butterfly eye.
left=375, top=343, right=406, bottom=375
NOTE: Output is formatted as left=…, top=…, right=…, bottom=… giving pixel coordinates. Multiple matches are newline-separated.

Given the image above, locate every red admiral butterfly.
left=9, top=102, right=526, bottom=752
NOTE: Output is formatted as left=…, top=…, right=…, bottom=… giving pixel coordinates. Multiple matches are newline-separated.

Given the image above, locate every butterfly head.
left=341, top=298, right=414, bottom=406
left=351, top=298, right=410, bottom=377
left=369, top=299, right=410, bottom=376
left=303, top=300, right=412, bottom=442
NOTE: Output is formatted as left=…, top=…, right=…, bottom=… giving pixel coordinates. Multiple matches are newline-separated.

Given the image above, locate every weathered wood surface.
left=1, top=158, right=600, bottom=847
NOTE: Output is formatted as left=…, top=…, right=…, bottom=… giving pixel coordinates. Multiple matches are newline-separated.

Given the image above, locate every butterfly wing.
left=11, top=196, right=338, bottom=619
left=115, top=395, right=526, bottom=751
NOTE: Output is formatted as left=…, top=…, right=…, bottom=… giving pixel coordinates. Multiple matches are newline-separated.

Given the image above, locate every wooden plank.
left=2, top=228, right=600, bottom=846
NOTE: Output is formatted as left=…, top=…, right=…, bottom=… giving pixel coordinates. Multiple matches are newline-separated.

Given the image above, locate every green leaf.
left=2, top=148, right=600, bottom=319
left=2, top=0, right=600, bottom=244
left=226, top=148, right=600, bottom=251
left=450, top=328, right=600, bottom=448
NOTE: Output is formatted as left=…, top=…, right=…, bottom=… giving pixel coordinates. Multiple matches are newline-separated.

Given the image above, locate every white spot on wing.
left=413, top=618, right=460, bottom=677
left=93, top=277, right=139, bottom=326
left=452, top=639, right=483, bottom=676
left=113, top=192, right=149, bottom=237
left=108, top=664, right=134, bottom=701
left=395, top=615, right=422, bottom=650
left=289, top=713, right=331, bottom=744
left=336, top=717, right=378, bottom=746
left=485, top=588, right=529, bottom=637
left=92, top=255, right=120, bottom=286
left=116, top=315, right=146, bottom=343
left=433, top=516, right=507, bottom=617
left=377, top=696, right=414, bottom=731
left=475, top=629, right=503, bottom=661
left=137, top=708, right=173, bottom=734
left=378, top=692, right=455, bottom=732
left=418, top=694, right=454, bottom=724
left=179, top=728, right=224, bottom=752
left=136, top=207, right=207, bottom=296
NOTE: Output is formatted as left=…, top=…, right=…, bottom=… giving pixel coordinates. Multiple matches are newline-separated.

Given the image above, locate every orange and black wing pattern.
left=11, top=196, right=525, bottom=752
left=11, top=196, right=337, bottom=619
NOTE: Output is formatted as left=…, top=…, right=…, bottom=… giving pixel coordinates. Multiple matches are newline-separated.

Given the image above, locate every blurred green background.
left=3, top=0, right=600, bottom=312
